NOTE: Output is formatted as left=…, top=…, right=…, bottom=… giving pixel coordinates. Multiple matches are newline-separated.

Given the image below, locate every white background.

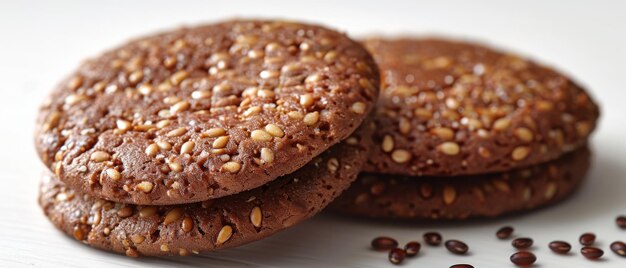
left=1, top=0, right=625, bottom=267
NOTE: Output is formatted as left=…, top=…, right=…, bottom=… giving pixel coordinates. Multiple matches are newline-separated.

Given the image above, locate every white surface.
left=1, top=0, right=625, bottom=267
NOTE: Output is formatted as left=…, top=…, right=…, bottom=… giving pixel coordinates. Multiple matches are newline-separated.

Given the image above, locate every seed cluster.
left=36, top=20, right=378, bottom=205
left=362, top=38, right=599, bottom=176
left=371, top=233, right=468, bottom=265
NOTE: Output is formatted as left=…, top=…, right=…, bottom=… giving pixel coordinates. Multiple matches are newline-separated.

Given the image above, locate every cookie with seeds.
left=39, top=130, right=370, bottom=257
left=35, top=20, right=378, bottom=205
left=331, top=147, right=590, bottom=219
left=363, top=38, right=598, bottom=176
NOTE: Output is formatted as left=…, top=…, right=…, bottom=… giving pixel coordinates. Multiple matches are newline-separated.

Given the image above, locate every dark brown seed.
left=512, top=237, right=533, bottom=249
left=617, top=215, right=626, bottom=229
left=450, top=265, right=474, bottom=268
left=510, top=251, right=537, bottom=266
left=581, top=246, right=604, bottom=260
left=424, top=232, right=442, bottom=246
left=404, top=241, right=421, bottom=257
left=610, top=241, right=626, bottom=257
left=445, top=240, right=469, bottom=255
left=579, top=232, right=596, bottom=246
left=388, top=247, right=406, bottom=265
left=496, top=226, right=514, bottom=239
left=371, top=236, right=398, bottom=251
left=548, top=240, right=571, bottom=254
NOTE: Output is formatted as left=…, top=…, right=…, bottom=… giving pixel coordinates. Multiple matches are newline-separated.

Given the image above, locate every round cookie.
left=35, top=20, right=379, bottom=205
left=38, top=131, right=370, bottom=257
left=363, top=38, right=598, bottom=176
left=331, top=147, right=590, bottom=220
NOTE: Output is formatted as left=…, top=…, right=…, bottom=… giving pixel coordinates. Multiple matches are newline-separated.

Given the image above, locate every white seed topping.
left=260, top=148, right=274, bottom=164
left=300, top=94, right=314, bottom=108
left=146, top=143, right=160, bottom=157
left=351, top=102, right=366, bottom=114
left=303, top=112, right=320, bottom=125
left=136, top=181, right=154, bottom=193
left=222, top=162, right=241, bottom=173
left=391, top=149, right=411, bottom=163
left=203, top=128, right=226, bottom=138
left=180, top=141, right=195, bottom=155
left=250, top=207, right=262, bottom=228
left=170, top=101, right=190, bottom=114
left=439, top=142, right=460, bottom=155
left=116, top=119, right=131, bottom=131
left=105, top=168, right=121, bottom=181
left=251, top=130, right=273, bottom=142
left=90, top=151, right=110, bottom=162
left=167, top=127, right=187, bottom=137
left=216, top=225, right=233, bottom=245
left=512, top=146, right=531, bottom=161
left=382, top=135, right=394, bottom=152
left=264, top=124, right=285, bottom=138
left=212, top=136, right=230, bottom=149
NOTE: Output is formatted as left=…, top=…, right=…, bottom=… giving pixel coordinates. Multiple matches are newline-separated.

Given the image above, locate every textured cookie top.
left=35, top=20, right=379, bottom=205
left=332, top=147, right=590, bottom=220
left=39, top=129, right=371, bottom=257
left=363, top=38, right=599, bottom=176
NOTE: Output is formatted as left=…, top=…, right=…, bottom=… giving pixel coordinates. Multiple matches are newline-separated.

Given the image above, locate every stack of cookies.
left=332, top=38, right=599, bottom=219
left=36, top=19, right=601, bottom=258
left=35, top=20, right=380, bottom=257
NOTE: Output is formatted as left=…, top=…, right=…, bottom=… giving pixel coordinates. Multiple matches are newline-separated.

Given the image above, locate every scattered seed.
left=371, top=236, right=398, bottom=251
left=610, top=241, right=626, bottom=257
left=512, top=238, right=533, bottom=249
left=616, top=215, right=626, bottom=229
left=581, top=246, right=604, bottom=260
left=579, top=232, right=596, bottom=246
left=510, top=251, right=536, bottom=266
left=424, top=232, right=442, bottom=246
left=549, top=241, right=571, bottom=254
left=445, top=240, right=469, bottom=255
left=404, top=241, right=421, bottom=257
left=260, top=148, right=274, bottom=164
left=388, top=248, right=406, bottom=265
left=496, top=226, right=514, bottom=239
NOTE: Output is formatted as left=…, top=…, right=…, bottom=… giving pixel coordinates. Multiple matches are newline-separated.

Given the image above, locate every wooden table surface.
left=1, top=0, right=625, bottom=267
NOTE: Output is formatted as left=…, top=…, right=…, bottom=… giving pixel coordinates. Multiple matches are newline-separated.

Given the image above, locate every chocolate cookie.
left=35, top=20, right=379, bottom=205
left=363, top=38, right=598, bottom=176
left=331, top=147, right=590, bottom=219
left=39, top=131, right=371, bottom=257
